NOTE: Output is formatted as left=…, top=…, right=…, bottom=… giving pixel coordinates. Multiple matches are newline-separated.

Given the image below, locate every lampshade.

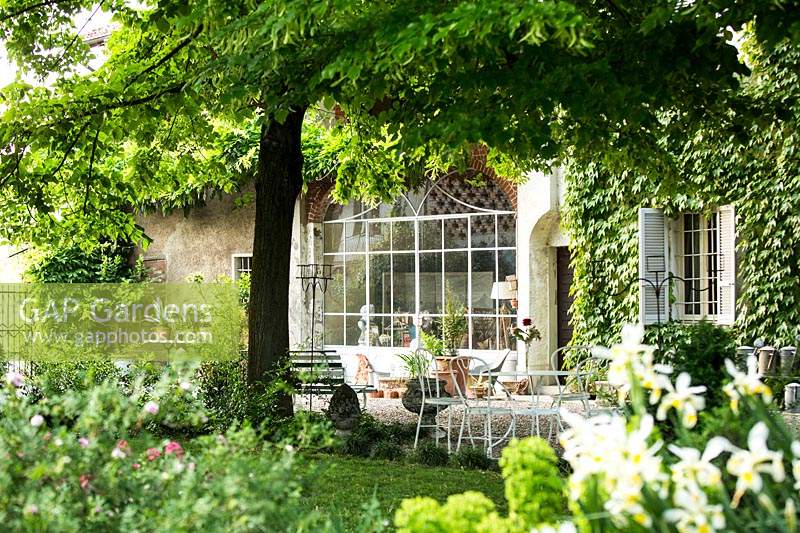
left=490, top=281, right=514, bottom=300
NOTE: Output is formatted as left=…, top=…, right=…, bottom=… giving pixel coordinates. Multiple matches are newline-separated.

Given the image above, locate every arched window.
left=322, top=175, right=516, bottom=352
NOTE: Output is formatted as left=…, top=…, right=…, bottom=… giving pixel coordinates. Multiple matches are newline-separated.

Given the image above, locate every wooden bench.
left=290, top=350, right=375, bottom=406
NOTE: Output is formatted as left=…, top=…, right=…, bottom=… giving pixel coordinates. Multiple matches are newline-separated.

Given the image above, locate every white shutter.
left=638, top=208, right=670, bottom=325
left=717, top=205, right=736, bottom=325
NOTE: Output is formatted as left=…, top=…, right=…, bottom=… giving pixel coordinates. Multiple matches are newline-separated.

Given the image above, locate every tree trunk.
left=248, top=106, right=306, bottom=418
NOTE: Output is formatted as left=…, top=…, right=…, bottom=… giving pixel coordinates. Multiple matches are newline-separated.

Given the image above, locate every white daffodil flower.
left=664, top=487, right=726, bottom=533
left=668, top=437, right=729, bottom=489
left=657, top=372, right=707, bottom=428
left=791, top=441, right=800, bottom=490
left=726, top=422, right=785, bottom=507
left=531, top=523, right=577, bottom=533
left=723, top=356, right=772, bottom=413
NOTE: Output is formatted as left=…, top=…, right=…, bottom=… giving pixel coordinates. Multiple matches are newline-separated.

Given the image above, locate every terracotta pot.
left=387, top=390, right=400, bottom=399
left=369, top=390, right=384, bottom=399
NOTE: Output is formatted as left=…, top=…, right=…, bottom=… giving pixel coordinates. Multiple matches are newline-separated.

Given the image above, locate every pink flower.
left=78, top=437, right=89, bottom=448
left=30, top=415, right=44, bottom=428
left=146, top=448, right=161, bottom=461
left=116, top=439, right=129, bottom=451
left=79, top=474, right=91, bottom=490
left=23, top=504, right=38, bottom=515
left=188, top=462, right=196, bottom=472
left=5, top=371, right=24, bottom=388
left=143, top=401, right=159, bottom=415
left=132, top=463, right=141, bottom=470
left=522, top=318, right=532, bottom=327
left=164, top=441, right=184, bottom=459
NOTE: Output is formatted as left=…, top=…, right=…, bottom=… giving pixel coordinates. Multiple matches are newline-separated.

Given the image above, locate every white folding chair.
left=412, top=349, right=462, bottom=452
left=450, top=355, right=515, bottom=459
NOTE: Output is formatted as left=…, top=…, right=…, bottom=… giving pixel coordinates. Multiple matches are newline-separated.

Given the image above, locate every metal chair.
left=469, top=349, right=511, bottom=393
left=450, top=355, right=516, bottom=459
left=549, top=345, right=593, bottom=413
left=412, top=349, right=462, bottom=452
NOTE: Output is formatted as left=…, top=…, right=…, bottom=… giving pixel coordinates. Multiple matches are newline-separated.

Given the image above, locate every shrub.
left=0, top=365, right=331, bottom=531
left=385, top=422, right=418, bottom=444
left=24, top=242, right=146, bottom=283
left=645, top=320, right=737, bottom=408
left=498, top=438, right=565, bottom=528
left=451, top=446, right=495, bottom=471
left=370, top=440, right=406, bottom=461
left=412, top=441, right=449, bottom=467
left=341, top=414, right=391, bottom=458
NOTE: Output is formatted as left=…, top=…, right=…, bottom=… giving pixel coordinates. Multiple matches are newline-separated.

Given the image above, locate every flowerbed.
left=396, top=324, right=800, bottom=532
left=0, top=364, right=338, bottom=531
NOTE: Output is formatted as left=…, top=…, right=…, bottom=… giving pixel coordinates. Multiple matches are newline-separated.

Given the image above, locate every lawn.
left=299, top=455, right=507, bottom=529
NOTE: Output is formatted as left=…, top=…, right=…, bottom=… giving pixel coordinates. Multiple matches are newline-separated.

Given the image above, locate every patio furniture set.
left=411, top=345, right=605, bottom=459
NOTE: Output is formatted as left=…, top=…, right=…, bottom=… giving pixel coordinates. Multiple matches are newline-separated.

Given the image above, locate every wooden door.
left=555, top=247, right=575, bottom=367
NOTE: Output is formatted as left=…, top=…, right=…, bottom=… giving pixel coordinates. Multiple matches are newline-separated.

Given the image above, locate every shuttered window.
left=637, top=206, right=736, bottom=326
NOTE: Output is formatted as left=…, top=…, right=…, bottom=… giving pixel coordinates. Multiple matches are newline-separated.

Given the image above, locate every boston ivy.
left=564, top=36, right=800, bottom=348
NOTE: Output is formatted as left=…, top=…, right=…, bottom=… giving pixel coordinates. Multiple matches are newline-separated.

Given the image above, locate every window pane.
left=324, top=256, right=345, bottom=313
left=368, top=222, right=391, bottom=252
left=346, top=316, right=365, bottom=345
left=393, top=315, right=414, bottom=348
left=420, top=219, right=442, bottom=250
left=471, top=317, right=498, bottom=350
left=443, top=251, right=468, bottom=309
left=373, top=316, right=393, bottom=347
left=345, top=222, right=366, bottom=252
left=369, top=254, right=391, bottom=314
left=470, top=215, right=495, bottom=248
left=498, top=314, right=515, bottom=350
left=323, top=224, right=344, bottom=254
left=498, top=249, right=516, bottom=282
left=392, top=254, right=415, bottom=314
left=498, top=214, right=515, bottom=247
left=471, top=250, right=496, bottom=314
left=345, top=255, right=366, bottom=313
left=323, top=315, right=343, bottom=345
left=419, top=252, right=443, bottom=314
left=392, top=221, right=415, bottom=250
left=443, top=218, right=468, bottom=249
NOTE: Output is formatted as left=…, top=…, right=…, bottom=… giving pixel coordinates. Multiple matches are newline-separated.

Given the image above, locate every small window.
left=232, top=254, right=252, bottom=281
left=678, top=213, right=719, bottom=319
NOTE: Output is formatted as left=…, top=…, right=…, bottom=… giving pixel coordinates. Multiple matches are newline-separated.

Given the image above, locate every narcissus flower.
left=726, top=422, right=784, bottom=507
left=657, top=372, right=707, bottom=428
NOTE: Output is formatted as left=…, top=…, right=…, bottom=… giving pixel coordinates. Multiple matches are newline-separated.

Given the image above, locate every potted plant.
left=442, top=289, right=468, bottom=358
left=511, top=318, right=541, bottom=357
left=398, top=351, right=450, bottom=421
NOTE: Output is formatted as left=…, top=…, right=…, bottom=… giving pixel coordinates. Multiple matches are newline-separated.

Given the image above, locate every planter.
left=402, top=378, right=450, bottom=415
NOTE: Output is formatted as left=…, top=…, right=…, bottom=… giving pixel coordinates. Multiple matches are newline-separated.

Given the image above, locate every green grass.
left=299, top=454, right=507, bottom=530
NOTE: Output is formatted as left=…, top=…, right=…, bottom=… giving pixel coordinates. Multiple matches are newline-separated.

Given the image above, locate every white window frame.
left=231, top=253, right=253, bottom=281
left=321, top=181, right=517, bottom=352
left=638, top=206, right=736, bottom=326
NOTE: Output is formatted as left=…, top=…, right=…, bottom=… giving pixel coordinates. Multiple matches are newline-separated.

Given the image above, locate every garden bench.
left=289, top=350, right=375, bottom=406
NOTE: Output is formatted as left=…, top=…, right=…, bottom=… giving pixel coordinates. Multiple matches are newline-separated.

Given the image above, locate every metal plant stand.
left=297, top=263, right=333, bottom=409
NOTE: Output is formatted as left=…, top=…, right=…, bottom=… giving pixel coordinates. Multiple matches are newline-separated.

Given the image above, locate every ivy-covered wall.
left=562, top=38, right=800, bottom=348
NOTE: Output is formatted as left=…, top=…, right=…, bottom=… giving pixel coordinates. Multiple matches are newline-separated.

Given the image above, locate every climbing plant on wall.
left=563, top=35, right=800, bottom=349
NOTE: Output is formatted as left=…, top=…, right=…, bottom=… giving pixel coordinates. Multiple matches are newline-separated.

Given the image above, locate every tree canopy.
left=1, top=0, right=799, bottom=408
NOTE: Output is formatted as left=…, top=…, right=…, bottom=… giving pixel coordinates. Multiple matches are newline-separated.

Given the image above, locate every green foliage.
left=0, top=365, right=332, bottom=531
left=442, top=288, right=468, bottom=354
left=369, top=440, right=406, bottom=462
left=396, top=437, right=566, bottom=532
left=564, top=37, right=800, bottom=349
left=24, top=242, right=147, bottom=283
left=411, top=441, right=450, bottom=467
left=341, top=414, right=392, bottom=458
left=498, top=438, right=566, bottom=529
left=397, top=351, right=429, bottom=378
left=419, top=330, right=445, bottom=359
left=451, top=446, right=496, bottom=471
left=645, top=321, right=738, bottom=409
